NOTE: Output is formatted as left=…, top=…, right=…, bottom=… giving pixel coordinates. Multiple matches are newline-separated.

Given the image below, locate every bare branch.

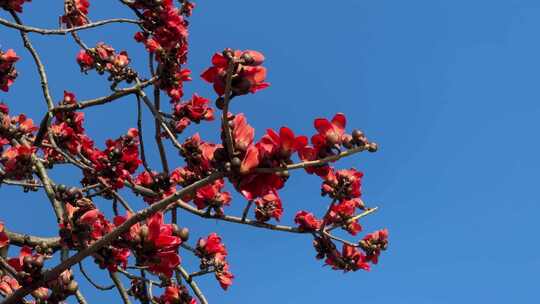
left=0, top=17, right=140, bottom=35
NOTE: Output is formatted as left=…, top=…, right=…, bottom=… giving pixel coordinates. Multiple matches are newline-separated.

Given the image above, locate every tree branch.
left=0, top=17, right=140, bottom=35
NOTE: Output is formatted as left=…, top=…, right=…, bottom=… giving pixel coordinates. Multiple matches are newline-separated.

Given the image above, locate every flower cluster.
left=193, top=179, right=231, bottom=215
left=114, top=212, right=182, bottom=277
left=0, top=49, right=19, bottom=92
left=359, top=229, right=389, bottom=264
left=60, top=197, right=131, bottom=271
left=155, top=284, right=197, bottom=304
left=0, top=221, right=8, bottom=248
left=0, top=0, right=31, bottom=12
left=195, top=233, right=234, bottom=290
left=321, top=168, right=365, bottom=235
left=294, top=211, right=323, bottom=231
left=43, top=91, right=93, bottom=162
left=254, top=192, right=283, bottom=222
left=61, top=0, right=90, bottom=28
left=81, top=128, right=141, bottom=189
left=0, top=275, right=20, bottom=297
left=131, top=0, right=193, bottom=101
left=171, top=94, right=214, bottom=133
left=77, top=43, right=137, bottom=85
left=201, top=49, right=269, bottom=96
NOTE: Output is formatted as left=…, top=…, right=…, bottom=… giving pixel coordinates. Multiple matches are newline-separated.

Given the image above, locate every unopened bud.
left=367, top=142, right=378, bottom=153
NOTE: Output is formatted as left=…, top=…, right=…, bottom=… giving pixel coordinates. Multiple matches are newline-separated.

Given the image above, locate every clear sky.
left=1, top=1, right=539, bottom=303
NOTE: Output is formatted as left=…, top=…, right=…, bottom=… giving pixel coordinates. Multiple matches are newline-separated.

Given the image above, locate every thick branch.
left=3, top=229, right=61, bottom=250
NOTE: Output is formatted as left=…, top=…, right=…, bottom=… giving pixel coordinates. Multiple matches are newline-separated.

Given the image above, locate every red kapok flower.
left=254, top=191, right=283, bottom=222
left=0, top=49, right=19, bottom=92
left=312, top=113, right=347, bottom=151
left=201, top=49, right=270, bottom=96
left=0, top=0, right=31, bottom=13
left=294, top=211, right=322, bottom=231
left=0, top=222, right=8, bottom=249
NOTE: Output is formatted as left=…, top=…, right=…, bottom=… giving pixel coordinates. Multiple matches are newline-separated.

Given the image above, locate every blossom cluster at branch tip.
left=171, top=94, right=214, bottom=133
left=196, top=233, right=234, bottom=290
left=61, top=0, right=90, bottom=28
left=201, top=49, right=270, bottom=96
left=155, top=284, right=197, bottom=304
left=114, top=212, right=182, bottom=277
left=77, top=43, right=137, bottom=85
left=0, top=48, right=19, bottom=92
left=131, top=0, right=193, bottom=101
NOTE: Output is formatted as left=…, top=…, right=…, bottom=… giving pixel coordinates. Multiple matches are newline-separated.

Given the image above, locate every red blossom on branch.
left=61, top=0, right=90, bottom=28
left=0, top=49, right=19, bottom=92
left=201, top=49, right=270, bottom=96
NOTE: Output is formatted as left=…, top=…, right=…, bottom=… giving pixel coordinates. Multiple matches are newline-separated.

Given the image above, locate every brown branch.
left=3, top=229, right=61, bottom=250
left=109, top=271, right=132, bottom=304
left=0, top=17, right=140, bottom=35
left=153, top=86, right=170, bottom=175
left=171, top=199, right=303, bottom=234
left=1, top=172, right=223, bottom=304
left=78, top=262, right=115, bottom=291
left=136, top=83, right=183, bottom=150
left=51, top=78, right=156, bottom=113
left=221, top=60, right=236, bottom=159
left=177, top=266, right=208, bottom=304
left=74, top=289, right=89, bottom=304
left=255, top=145, right=367, bottom=174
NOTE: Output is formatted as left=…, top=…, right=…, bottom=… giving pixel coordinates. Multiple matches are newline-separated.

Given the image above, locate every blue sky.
left=1, top=0, right=539, bottom=303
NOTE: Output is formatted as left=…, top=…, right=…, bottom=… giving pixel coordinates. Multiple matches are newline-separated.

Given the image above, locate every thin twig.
left=110, top=271, right=132, bottom=304
left=78, top=262, right=115, bottom=291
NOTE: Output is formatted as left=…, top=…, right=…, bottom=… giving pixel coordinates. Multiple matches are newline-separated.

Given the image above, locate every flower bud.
left=178, top=227, right=190, bottom=242
left=241, top=50, right=265, bottom=66
left=367, top=142, right=378, bottom=153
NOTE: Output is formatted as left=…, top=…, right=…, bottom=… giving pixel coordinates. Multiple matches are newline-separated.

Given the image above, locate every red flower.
left=321, top=168, right=363, bottom=200
left=114, top=212, right=181, bottom=277
left=76, top=50, right=94, bottom=68
left=230, top=114, right=260, bottom=174
left=195, top=233, right=233, bottom=290
left=201, top=49, right=270, bottom=96
left=361, top=229, right=389, bottom=264
left=1, top=145, right=35, bottom=180
left=325, top=199, right=364, bottom=235
left=0, top=49, right=19, bottom=92
left=156, top=284, right=197, bottom=304
left=0, top=222, right=8, bottom=249
left=61, top=0, right=90, bottom=28
left=78, top=209, right=114, bottom=240
left=312, top=113, right=347, bottom=152
left=0, top=0, right=31, bottom=13
left=194, top=179, right=231, bottom=214
left=294, top=211, right=322, bottom=231
left=172, top=94, right=214, bottom=133
left=258, top=127, right=308, bottom=159
left=254, top=192, right=283, bottom=222
left=0, top=275, right=20, bottom=297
